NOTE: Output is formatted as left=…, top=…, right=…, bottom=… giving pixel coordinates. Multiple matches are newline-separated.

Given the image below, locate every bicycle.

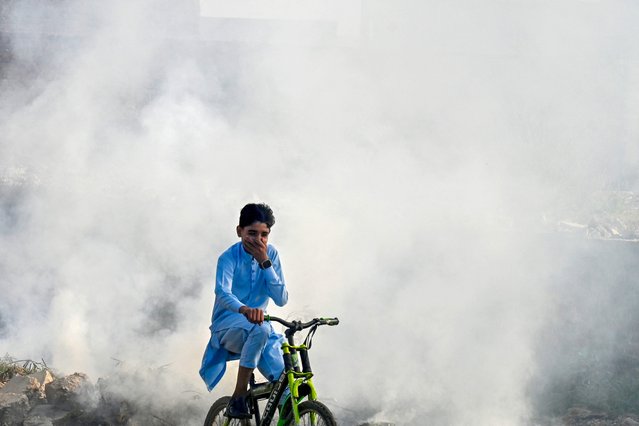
left=203, top=315, right=339, bottom=426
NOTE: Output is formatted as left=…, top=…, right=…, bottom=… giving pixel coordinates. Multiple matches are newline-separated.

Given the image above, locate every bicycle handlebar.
left=265, top=315, right=339, bottom=331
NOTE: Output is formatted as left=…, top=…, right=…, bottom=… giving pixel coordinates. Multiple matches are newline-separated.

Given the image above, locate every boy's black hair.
left=239, top=203, right=275, bottom=228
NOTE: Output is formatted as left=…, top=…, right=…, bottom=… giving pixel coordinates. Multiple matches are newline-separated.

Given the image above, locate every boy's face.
left=237, top=221, right=270, bottom=250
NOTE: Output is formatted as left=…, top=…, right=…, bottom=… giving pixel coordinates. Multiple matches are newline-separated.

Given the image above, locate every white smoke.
left=1, top=0, right=638, bottom=424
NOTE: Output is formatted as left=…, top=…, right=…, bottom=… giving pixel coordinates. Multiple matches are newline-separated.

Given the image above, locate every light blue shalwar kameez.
left=199, top=242, right=288, bottom=391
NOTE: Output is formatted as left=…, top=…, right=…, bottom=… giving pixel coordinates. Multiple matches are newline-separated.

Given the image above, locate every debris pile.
left=551, top=191, right=639, bottom=241
left=0, top=369, right=130, bottom=426
left=560, top=406, right=639, bottom=426
left=0, top=357, right=202, bottom=425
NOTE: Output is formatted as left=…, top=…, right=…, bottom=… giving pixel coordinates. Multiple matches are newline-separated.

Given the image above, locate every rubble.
left=2, top=368, right=637, bottom=425
left=549, top=191, right=639, bottom=241
left=0, top=369, right=114, bottom=425
left=23, top=404, right=71, bottom=425
left=0, top=392, right=29, bottom=425
left=1, top=370, right=52, bottom=403
left=0, top=368, right=55, bottom=425
left=558, top=406, right=639, bottom=426
left=45, top=372, right=96, bottom=411
left=0, top=358, right=205, bottom=425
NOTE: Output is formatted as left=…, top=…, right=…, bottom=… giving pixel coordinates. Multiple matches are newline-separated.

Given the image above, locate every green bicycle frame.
left=277, top=341, right=317, bottom=426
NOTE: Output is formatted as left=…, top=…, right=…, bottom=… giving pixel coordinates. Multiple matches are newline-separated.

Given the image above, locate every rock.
left=622, top=418, right=639, bottom=426
left=30, top=371, right=54, bottom=389
left=0, top=392, right=30, bottom=426
left=44, top=373, right=96, bottom=411
left=23, top=415, right=54, bottom=426
left=0, top=371, right=53, bottom=402
left=25, top=404, right=72, bottom=423
left=1, top=375, right=39, bottom=394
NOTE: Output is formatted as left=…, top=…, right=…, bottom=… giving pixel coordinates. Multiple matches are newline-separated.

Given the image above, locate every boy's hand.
left=243, top=239, right=269, bottom=264
left=239, top=306, right=264, bottom=324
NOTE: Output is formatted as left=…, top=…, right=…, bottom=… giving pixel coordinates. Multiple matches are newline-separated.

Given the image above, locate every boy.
left=199, top=203, right=288, bottom=419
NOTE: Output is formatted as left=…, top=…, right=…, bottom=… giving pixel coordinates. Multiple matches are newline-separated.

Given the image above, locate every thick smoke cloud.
left=1, top=1, right=639, bottom=424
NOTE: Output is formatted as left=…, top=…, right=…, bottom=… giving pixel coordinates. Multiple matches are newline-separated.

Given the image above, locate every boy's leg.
left=256, top=332, right=288, bottom=409
left=219, top=324, right=270, bottom=418
left=256, top=332, right=286, bottom=382
left=219, top=324, right=271, bottom=394
left=233, top=366, right=253, bottom=397
left=235, top=323, right=270, bottom=393
left=234, top=320, right=279, bottom=395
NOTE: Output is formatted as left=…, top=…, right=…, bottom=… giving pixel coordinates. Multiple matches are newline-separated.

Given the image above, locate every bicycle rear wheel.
left=204, top=396, right=251, bottom=426
left=296, top=400, right=336, bottom=426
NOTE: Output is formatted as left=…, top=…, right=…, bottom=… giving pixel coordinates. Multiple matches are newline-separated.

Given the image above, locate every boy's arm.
left=263, top=248, right=288, bottom=307
left=214, top=255, right=243, bottom=313
left=242, top=238, right=288, bottom=306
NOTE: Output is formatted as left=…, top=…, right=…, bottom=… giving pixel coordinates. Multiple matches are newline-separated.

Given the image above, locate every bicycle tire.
left=204, top=396, right=251, bottom=426
left=292, top=400, right=337, bottom=426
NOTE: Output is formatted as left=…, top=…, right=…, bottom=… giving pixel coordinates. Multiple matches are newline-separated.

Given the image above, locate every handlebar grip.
left=323, top=318, right=339, bottom=326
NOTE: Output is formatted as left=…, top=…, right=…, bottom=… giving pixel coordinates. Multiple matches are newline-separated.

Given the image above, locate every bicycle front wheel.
left=204, top=396, right=251, bottom=426
left=296, top=400, right=337, bottom=426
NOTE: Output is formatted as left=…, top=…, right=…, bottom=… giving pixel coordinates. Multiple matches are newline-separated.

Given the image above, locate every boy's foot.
left=226, top=395, right=251, bottom=419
